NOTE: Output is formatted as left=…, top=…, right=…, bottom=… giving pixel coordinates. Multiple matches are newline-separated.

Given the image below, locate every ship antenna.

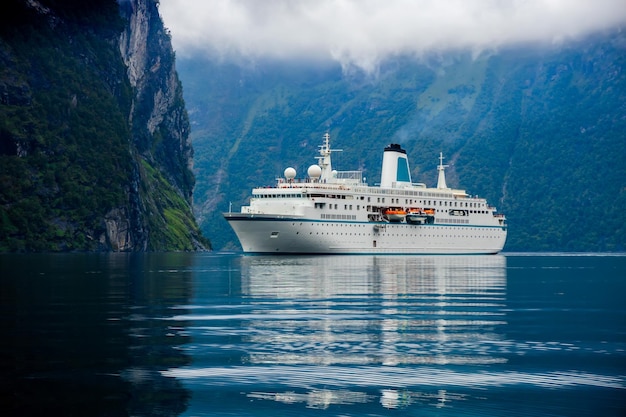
left=437, top=152, right=449, bottom=189
left=316, top=133, right=342, bottom=182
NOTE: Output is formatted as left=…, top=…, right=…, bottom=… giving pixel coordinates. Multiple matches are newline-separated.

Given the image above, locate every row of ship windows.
left=292, top=223, right=495, bottom=232
left=318, top=214, right=471, bottom=224
left=437, top=218, right=470, bottom=224
left=387, top=198, right=485, bottom=208
left=295, top=231, right=500, bottom=238
left=318, top=203, right=488, bottom=215
left=254, top=193, right=486, bottom=208
left=321, top=214, right=358, bottom=220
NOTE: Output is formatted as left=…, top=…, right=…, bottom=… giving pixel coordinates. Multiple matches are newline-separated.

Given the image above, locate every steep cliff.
left=117, top=0, right=208, bottom=251
left=0, top=0, right=209, bottom=251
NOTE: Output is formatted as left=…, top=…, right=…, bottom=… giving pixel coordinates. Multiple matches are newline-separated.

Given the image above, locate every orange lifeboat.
left=383, top=208, right=406, bottom=222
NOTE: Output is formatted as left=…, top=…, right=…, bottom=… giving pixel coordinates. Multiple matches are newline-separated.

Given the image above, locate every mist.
left=160, top=0, right=626, bottom=73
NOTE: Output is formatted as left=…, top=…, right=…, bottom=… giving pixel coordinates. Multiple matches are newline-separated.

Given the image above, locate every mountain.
left=0, top=0, right=209, bottom=251
left=179, top=32, right=626, bottom=252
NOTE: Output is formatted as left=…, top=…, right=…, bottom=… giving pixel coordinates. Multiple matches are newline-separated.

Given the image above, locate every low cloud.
left=160, top=0, right=626, bottom=72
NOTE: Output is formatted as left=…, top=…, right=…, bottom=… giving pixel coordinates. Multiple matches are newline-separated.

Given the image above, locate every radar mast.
left=316, top=133, right=342, bottom=182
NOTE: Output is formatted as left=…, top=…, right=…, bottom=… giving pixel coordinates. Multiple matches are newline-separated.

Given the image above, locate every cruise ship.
left=224, top=134, right=507, bottom=254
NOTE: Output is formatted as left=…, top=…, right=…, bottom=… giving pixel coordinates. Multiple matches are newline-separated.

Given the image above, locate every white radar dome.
left=307, top=164, right=322, bottom=179
left=284, top=167, right=296, bottom=180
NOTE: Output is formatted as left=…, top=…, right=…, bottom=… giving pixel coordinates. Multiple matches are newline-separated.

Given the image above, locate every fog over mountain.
left=161, top=0, right=626, bottom=73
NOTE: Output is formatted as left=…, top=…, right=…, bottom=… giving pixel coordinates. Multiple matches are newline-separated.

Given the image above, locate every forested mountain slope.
left=0, top=0, right=209, bottom=251
left=180, top=31, right=625, bottom=252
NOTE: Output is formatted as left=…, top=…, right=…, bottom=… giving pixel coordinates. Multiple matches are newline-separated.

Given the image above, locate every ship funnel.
left=380, top=144, right=412, bottom=188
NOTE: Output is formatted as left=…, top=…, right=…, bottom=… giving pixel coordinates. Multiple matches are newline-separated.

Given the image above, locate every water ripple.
left=162, top=365, right=625, bottom=390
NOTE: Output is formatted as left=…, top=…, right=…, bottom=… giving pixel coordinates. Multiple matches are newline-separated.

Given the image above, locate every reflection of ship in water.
left=240, top=256, right=507, bottom=365
left=241, top=255, right=506, bottom=299
left=248, top=388, right=374, bottom=410
left=238, top=255, right=507, bottom=409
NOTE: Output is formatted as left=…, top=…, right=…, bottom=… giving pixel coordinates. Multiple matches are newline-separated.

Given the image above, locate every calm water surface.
left=1, top=253, right=624, bottom=416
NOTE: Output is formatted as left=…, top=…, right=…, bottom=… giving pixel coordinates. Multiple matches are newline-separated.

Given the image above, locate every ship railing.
left=275, top=181, right=359, bottom=190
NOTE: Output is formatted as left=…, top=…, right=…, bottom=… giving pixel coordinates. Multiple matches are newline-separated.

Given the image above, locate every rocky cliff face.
left=119, top=0, right=194, bottom=195
left=117, top=0, right=205, bottom=251
left=0, top=0, right=209, bottom=251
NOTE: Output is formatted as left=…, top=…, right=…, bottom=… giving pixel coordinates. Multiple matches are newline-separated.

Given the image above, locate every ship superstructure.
left=224, top=134, right=507, bottom=254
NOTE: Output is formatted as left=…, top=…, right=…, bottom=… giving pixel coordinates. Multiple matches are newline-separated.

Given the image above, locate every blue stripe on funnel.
left=396, top=158, right=410, bottom=182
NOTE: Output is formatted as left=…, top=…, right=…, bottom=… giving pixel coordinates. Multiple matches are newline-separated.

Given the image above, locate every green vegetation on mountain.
left=180, top=34, right=626, bottom=252
left=0, top=0, right=209, bottom=251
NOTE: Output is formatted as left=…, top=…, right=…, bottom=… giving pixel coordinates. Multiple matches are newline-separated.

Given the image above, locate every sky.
left=160, top=0, right=626, bottom=73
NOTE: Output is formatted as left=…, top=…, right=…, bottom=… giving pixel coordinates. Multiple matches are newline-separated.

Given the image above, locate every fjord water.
left=1, top=253, right=624, bottom=416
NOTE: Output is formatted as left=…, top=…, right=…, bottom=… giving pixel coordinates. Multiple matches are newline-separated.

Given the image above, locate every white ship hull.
left=225, top=214, right=506, bottom=254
